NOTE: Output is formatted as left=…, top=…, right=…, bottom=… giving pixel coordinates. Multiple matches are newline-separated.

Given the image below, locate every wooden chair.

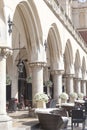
left=71, top=109, right=86, bottom=130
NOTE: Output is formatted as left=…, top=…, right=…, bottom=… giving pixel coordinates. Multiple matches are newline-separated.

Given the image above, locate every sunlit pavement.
left=8, top=110, right=87, bottom=130
left=8, top=109, right=38, bottom=129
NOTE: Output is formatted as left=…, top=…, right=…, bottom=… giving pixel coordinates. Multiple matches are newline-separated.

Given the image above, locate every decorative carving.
left=29, top=62, right=46, bottom=67
left=63, top=74, right=75, bottom=78
left=74, top=77, right=81, bottom=81
left=0, top=47, right=12, bottom=58
left=51, top=70, right=64, bottom=75
left=81, top=79, right=87, bottom=82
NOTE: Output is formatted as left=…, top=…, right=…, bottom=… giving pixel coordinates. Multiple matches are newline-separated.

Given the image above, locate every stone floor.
left=8, top=109, right=38, bottom=130
left=7, top=109, right=87, bottom=130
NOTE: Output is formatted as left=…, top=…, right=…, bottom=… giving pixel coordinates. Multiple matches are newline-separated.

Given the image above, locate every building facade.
left=0, top=0, right=87, bottom=129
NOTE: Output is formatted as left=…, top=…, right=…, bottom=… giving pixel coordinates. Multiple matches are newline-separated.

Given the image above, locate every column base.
left=0, top=114, right=12, bottom=130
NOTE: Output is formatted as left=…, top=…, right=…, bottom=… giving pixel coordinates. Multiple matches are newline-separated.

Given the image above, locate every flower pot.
left=61, top=99, right=67, bottom=103
left=70, top=97, right=76, bottom=103
left=36, top=101, right=46, bottom=108
left=78, top=98, right=83, bottom=100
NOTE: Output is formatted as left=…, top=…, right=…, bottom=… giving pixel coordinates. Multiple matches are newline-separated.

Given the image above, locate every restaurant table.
left=60, top=103, right=75, bottom=117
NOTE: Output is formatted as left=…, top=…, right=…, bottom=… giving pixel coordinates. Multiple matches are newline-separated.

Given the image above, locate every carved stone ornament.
left=51, top=70, right=64, bottom=75
left=0, top=47, right=12, bottom=58
left=63, top=73, right=75, bottom=78
left=29, top=62, right=46, bottom=67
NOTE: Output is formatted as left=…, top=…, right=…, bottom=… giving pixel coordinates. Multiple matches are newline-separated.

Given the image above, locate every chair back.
left=49, top=99, right=57, bottom=108
left=71, top=109, right=86, bottom=130
left=84, top=101, right=87, bottom=114
left=72, top=109, right=84, bottom=120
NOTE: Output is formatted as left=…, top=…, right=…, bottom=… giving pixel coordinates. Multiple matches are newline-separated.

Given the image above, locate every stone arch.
left=0, top=0, right=7, bottom=46
left=75, top=50, right=81, bottom=70
left=0, top=0, right=5, bottom=21
left=74, top=49, right=82, bottom=78
left=0, top=19, right=6, bottom=45
left=47, top=23, right=63, bottom=70
left=6, top=0, right=43, bottom=102
left=12, top=0, right=43, bottom=62
left=82, top=56, right=86, bottom=72
left=82, top=56, right=86, bottom=79
left=64, top=39, right=74, bottom=74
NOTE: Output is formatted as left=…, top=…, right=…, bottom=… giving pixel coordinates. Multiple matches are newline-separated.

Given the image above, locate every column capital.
left=29, top=62, right=46, bottom=67
left=63, top=73, right=75, bottom=78
left=51, top=70, right=64, bottom=75
left=74, top=77, right=81, bottom=81
left=0, top=47, right=12, bottom=58
left=81, top=79, right=87, bottom=82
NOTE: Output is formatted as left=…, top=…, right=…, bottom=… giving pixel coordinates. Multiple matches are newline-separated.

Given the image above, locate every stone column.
left=51, top=70, right=64, bottom=103
left=81, top=80, right=86, bottom=96
left=29, top=62, right=46, bottom=104
left=43, top=66, right=49, bottom=81
left=74, top=78, right=81, bottom=94
left=0, top=48, right=12, bottom=129
left=11, top=75, right=18, bottom=99
left=65, top=74, right=74, bottom=95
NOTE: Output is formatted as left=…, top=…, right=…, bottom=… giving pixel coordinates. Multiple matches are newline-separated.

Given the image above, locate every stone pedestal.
left=70, top=97, right=76, bottom=103
left=0, top=114, right=12, bottom=129
left=61, top=99, right=67, bottom=103
left=36, top=101, right=46, bottom=108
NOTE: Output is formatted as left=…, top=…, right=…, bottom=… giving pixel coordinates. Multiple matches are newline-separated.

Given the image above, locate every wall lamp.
left=7, top=15, right=25, bottom=73
left=44, top=40, right=47, bottom=51
left=8, top=15, right=14, bottom=35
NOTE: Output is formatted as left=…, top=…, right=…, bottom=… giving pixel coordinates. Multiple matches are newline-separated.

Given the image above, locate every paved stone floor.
left=8, top=109, right=38, bottom=129
left=7, top=109, right=87, bottom=130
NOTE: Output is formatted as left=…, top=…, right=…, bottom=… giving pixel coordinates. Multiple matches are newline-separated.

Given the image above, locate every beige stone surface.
left=7, top=110, right=39, bottom=128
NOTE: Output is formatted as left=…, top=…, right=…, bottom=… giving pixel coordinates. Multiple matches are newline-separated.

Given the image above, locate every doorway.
left=18, top=62, right=32, bottom=107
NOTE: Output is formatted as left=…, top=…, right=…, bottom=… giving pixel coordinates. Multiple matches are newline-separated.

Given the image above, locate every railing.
left=44, top=0, right=87, bottom=53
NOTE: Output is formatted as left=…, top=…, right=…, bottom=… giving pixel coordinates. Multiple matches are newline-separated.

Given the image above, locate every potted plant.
left=44, top=80, right=53, bottom=97
left=6, top=75, right=12, bottom=85
left=26, top=76, right=32, bottom=83
left=59, top=92, right=68, bottom=103
left=44, top=80, right=53, bottom=87
left=70, top=92, right=78, bottom=103
left=78, top=93, right=84, bottom=100
left=34, top=93, right=49, bottom=108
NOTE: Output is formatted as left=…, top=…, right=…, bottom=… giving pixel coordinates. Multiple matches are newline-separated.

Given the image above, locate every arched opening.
left=7, top=0, right=42, bottom=108
left=18, top=61, right=32, bottom=107
left=45, top=23, right=63, bottom=99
